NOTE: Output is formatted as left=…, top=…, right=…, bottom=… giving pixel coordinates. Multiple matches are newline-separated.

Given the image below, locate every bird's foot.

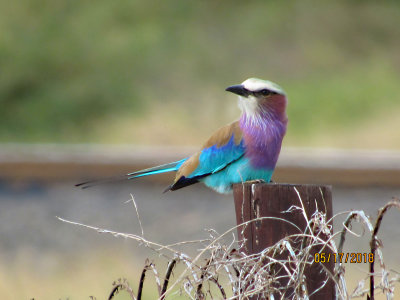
left=245, top=179, right=266, bottom=184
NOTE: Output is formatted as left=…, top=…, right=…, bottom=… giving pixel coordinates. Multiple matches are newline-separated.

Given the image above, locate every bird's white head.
left=226, top=78, right=287, bottom=118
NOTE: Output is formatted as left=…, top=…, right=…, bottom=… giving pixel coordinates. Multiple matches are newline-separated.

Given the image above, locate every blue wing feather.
left=189, top=135, right=245, bottom=178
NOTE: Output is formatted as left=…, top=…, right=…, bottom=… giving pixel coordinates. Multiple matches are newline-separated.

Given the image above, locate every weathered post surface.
left=233, top=183, right=334, bottom=299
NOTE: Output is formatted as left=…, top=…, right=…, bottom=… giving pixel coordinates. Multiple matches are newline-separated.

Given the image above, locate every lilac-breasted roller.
left=76, top=78, right=288, bottom=193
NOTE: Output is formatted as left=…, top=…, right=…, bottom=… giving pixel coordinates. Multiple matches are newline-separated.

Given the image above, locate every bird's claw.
left=245, top=179, right=266, bottom=184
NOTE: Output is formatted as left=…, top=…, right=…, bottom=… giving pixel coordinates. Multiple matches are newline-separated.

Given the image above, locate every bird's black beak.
left=225, top=84, right=249, bottom=97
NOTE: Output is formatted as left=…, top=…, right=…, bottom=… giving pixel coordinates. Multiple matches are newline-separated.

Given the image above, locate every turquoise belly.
left=200, top=157, right=274, bottom=194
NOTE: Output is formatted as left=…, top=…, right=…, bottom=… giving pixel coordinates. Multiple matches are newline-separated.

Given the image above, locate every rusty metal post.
left=233, top=183, right=334, bottom=299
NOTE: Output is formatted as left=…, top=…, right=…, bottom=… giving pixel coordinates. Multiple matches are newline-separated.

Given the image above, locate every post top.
left=233, top=182, right=332, bottom=189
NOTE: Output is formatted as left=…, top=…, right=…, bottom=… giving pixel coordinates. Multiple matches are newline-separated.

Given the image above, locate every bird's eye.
left=260, top=89, right=271, bottom=96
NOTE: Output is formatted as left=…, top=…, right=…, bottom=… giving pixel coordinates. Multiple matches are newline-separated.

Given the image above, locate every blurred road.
left=1, top=180, right=399, bottom=262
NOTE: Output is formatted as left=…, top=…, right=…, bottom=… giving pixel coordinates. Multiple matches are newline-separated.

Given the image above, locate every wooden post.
left=233, top=183, right=334, bottom=299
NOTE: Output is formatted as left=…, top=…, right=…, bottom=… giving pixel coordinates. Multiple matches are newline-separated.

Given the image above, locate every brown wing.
left=166, top=121, right=243, bottom=191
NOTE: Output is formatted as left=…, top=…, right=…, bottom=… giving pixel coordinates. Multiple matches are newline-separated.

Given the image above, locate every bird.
left=76, top=78, right=288, bottom=194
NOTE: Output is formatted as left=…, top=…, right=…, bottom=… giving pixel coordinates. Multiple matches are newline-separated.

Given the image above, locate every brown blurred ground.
left=0, top=146, right=399, bottom=299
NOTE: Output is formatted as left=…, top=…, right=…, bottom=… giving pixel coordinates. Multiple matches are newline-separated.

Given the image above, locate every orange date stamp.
left=314, top=252, right=374, bottom=264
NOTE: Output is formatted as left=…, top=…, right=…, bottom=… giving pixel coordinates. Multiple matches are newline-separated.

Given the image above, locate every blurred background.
left=1, top=0, right=400, bottom=299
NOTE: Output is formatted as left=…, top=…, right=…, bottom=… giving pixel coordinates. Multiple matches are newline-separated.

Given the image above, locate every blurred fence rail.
left=1, top=144, right=400, bottom=186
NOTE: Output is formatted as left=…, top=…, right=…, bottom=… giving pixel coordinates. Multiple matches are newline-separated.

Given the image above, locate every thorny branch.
left=369, top=198, right=400, bottom=300
left=58, top=194, right=400, bottom=300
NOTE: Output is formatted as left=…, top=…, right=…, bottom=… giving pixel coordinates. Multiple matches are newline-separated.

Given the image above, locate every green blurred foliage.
left=1, top=0, right=400, bottom=145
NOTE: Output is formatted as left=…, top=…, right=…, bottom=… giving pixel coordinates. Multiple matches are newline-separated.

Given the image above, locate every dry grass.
left=57, top=193, right=400, bottom=300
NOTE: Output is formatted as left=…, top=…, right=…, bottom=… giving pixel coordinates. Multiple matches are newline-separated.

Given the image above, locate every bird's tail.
left=75, top=159, right=186, bottom=189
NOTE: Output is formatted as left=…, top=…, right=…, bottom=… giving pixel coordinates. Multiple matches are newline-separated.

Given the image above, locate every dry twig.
left=58, top=195, right=400, bottom=299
